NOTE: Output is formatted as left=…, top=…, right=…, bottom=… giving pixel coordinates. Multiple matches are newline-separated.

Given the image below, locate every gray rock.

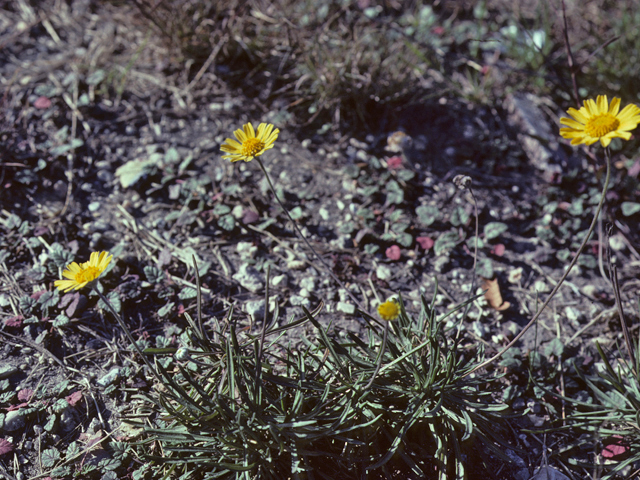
left=59, top=407, right=81, bottom=434
left=300, top=276, right=316, bottom=292
left=97, top=367, right=121, bottom=387
left=505, top=449, right=529, bottom=480
left=376, top=265, right=392, bottom=281
left=232, top=264, right=264, bottom=293
left=564, top=306, right=583, bottom=327
left=336, top=302, right=355, bottom=314
left=0, top=365, right=19, bottom=380
left=4, top=409, right=25, bottom=432
left=505, top=93, right=563, bottom=182
left=271, top=274, right=287, bottom=287
left=289, top=295, right=310, bottom=307
left=244, top=299, right=265, bottom=320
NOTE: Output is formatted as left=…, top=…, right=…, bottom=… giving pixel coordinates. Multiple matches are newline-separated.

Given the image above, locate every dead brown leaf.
left=481, top=277, right=510, bottom=311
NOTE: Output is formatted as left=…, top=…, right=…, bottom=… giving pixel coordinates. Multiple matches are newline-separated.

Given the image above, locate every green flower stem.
left=256, top=157, right=366, bottom=313
left=464, top=148, right=612, bottom=378
left=456, top=181, right=480, bottom=341
left=94, top=287, right=163, bottom=384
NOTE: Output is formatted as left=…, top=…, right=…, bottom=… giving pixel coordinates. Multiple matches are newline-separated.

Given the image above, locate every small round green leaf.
left=621, top=202, right=640, bottom=216
left=483, top=222, right=508, bottom=240
left=218, top=214, right=236, bottom=231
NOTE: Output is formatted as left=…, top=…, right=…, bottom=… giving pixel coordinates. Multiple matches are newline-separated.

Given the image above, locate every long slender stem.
left=456, top=184, right=480, bottom=341
left=610, top=265, right=636, bottom=376
left=256, top=157, right=366, bottom=312
left=463, top=148, right=612, bottom=377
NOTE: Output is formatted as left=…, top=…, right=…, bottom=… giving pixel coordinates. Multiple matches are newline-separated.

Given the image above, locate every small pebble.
left=97, top=367, right=122, bottom=387
left=0, top=365, right=19, bottom=380
left=376, top=265, right=392, bottom=281
left=300, top=276, right=316, bottom=292
left=289, top=295, right=310, bottom=307
left=244, top=299, right=265, bottom=319
left=271, top=274, right=287, bottom=287
left=4, top=410, right=25, bottom=431
left=336, top=302, right=355, bottom=314
left=232, top=264, right=264, bottom=293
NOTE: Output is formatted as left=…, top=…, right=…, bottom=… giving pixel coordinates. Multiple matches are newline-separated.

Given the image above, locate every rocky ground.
left=1, top=1, right=640, bottom=479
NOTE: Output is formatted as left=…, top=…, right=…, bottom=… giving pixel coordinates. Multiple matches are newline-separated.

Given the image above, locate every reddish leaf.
left=416, top=236, right=434, bottom=251
left=66, top=391, right=83, bottom=407
left=385, top=245, right=401, bottom=261
left=628, top=159, right=640, bottom=178
left=242, top=209, right=260, bottom=224
left=33, top=96, right=52, bottom=109
left=17, top=388, right=34, bottom=402
left=491, top=244, right=506, bottom=256
left=0, top=439, right=13, bottom=455
left=31, top=290, right=46, bottom=301
left=386, top=156, right=403, bottom=169
left=33, top=226, right=49, bottom=236
left=4, top=316, right=23, bottom=328
left=602, top=436, right=628, bottom=459
left=59, top=291, right=79, bottom=310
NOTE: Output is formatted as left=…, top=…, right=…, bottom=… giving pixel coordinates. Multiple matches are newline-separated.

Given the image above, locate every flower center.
left=241, top=138, right=265, bottom=157
left=586, top=114, right=620, bottom=138
left=75, top=266, right=100, bottom=283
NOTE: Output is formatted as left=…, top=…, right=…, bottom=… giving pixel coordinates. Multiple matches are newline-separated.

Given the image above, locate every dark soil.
left=1, top=2, right=639, bottom=480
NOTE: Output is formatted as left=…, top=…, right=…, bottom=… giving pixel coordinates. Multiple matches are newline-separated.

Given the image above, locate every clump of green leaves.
left=131, top=284, right=511, bottom=479
left=556, top=340, right=640, bottom=479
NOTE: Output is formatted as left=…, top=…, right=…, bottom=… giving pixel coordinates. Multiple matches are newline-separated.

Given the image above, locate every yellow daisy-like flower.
left=54, top=251, right=113, bottom=293
left=220, top=122, right=279, bottom=162
left=559, top=95, right=640, bottom=148
left=377, top=299, right=400, bottom=322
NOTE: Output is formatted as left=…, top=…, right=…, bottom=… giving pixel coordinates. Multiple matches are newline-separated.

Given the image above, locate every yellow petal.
left=596, top=95, right=608, bottom=114
left=234, top=128, right=247, bottom=143
left=243, top=123, right=256, bottom=139
left=618, top=120, right=640, bottom=131
left=221, top=138, right=241, bottom=151
left=584, top=99, right=598, bottom=116
left=265, top=129, right=279, bottom=145
left=566, top=108, right=588, bottom=124
left=608, top=97, right=621, bottom=116
left=98, top=252, right=112, bottom=270
left=617, top=104, right=640, bottom=121
left=559, top=118, right=585, bottom=130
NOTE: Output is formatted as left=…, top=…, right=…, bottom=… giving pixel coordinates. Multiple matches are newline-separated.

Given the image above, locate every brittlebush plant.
left=124, top=279, right=511, bottom=479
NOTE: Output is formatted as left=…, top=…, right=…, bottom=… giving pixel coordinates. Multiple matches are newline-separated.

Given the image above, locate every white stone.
left=376, top=265, right=392, bottom=280
left=336, top=302, right=355, bottom=314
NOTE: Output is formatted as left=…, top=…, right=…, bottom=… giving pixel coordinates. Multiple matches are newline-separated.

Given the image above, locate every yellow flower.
left=560, top=95, right=640, bottom=147
left=54, top=251, right=113, bottom=292
left=377, top=299, right=400, bottom=322
left=220, top=122, right=279, bottom=162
